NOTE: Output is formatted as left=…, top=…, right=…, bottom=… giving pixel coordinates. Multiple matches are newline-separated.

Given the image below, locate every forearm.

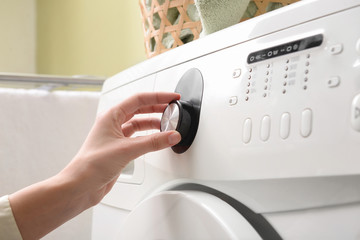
left=9, top=174, right=91, bottom=240
left=6, top=92, right=181, bottom=239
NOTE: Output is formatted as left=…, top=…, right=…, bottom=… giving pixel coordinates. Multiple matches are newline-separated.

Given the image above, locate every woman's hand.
left=9, top=92, right=181, bottom=239
left=61, top=92, right=182, bottom=204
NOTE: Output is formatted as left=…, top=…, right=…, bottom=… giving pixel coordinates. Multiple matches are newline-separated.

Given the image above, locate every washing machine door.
left=117, top=191, right=262, bottom=240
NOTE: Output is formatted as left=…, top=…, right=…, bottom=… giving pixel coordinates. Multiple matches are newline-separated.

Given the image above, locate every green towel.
left=195, top=0, right=250, bottom=36
left=242, top=1, right=284, bottom=19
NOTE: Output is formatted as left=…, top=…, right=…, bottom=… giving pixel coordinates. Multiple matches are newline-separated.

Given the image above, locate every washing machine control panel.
left=165, top=6, right=360, bottom=181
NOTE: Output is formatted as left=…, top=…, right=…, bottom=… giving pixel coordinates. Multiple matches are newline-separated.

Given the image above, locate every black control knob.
left=161, top=100, right=193, bottom=147
left=160, top=100, right=181, bottom=133
left=160, top=68, right=203, bottom=154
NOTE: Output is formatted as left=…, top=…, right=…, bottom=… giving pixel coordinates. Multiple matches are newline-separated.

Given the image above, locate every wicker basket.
left=139, top=0, right=202, bottom=58
left=140, top=0, right=299, bottom=58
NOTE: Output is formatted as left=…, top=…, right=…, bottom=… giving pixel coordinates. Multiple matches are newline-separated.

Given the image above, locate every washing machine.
left=92, top=0, right=360, bottom=239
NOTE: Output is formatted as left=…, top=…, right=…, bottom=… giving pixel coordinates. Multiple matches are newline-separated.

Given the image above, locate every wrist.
left=57, top=155, right=105, bottom=207
left=9, top=173, right=93, bottom=239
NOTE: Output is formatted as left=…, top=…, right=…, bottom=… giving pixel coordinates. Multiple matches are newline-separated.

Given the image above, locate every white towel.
left=0, top=88, right=100, bottom=239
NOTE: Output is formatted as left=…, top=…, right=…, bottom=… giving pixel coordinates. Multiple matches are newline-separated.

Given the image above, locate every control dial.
left=160, top=68, right=204, bottom=154
left=160, top=101, right=181, bottom=132
left=161, top=100, right=193, bottom=147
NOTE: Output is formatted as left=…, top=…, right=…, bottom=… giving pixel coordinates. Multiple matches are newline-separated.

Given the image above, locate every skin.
left=9, top=92, right=182, bottom=240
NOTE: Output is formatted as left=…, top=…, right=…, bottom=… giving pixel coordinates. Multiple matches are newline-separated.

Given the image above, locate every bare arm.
left=9, top=92, right=181, bottom=239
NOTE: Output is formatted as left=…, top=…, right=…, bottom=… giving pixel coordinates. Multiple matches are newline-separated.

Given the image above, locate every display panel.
left=247, top=34, right=323, bottom=64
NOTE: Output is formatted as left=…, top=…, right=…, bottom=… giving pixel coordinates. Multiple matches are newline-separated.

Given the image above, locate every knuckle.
left=135, top=92, right=147, bottom=106
left=130, top=120, right=140, bottom=132
left=152, top=118, right=160, bottom=129
left=150, top=135, right=161, bottom=151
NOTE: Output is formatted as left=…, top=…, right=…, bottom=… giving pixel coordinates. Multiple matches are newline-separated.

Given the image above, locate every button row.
left=242, top=109, right=313, bottom=144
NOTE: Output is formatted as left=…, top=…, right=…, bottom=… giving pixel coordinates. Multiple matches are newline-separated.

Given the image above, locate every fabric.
left=0, top=195, right=22, bottom=240
left=195, top=0, right=250, bottom=36
left=0, top=88, right=99, bottom=196
left=242, top=1, right=284, bottom=19
left=0, top=88, right=99, bottom=239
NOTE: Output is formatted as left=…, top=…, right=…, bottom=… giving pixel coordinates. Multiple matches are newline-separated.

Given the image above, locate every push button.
left=229, top=96, right=238, bottom=106
left=327, top=76, right=341, bottom=88
left=260, top=115, right=271, bottom=141
left=301, top=109, right=313, bottom=137
left=327, top=43, right=343, bottom=55
left=233, top=69, right=241, bottom=78
left=243, top=118, right=252, bottom=144
left=280, top=112, right=291, bottom=139
left=351, top=94, right=360, bottom=131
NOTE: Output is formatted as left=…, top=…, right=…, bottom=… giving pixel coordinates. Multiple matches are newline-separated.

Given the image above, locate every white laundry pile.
left=0, top=88, right=100, bottom=239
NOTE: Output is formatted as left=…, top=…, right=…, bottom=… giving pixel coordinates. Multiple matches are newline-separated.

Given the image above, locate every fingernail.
left=168, top=132, right=181, bottom=145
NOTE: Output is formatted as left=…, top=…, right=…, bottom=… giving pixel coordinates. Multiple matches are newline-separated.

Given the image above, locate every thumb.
left=132, top=131, right=181, bottom=157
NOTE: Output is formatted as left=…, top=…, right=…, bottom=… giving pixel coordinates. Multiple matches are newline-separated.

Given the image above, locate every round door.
left=117, top=191, right=262, bottom=240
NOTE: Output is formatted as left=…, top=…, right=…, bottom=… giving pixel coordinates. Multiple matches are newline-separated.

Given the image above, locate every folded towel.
left=195, top=0, right=250, bottom=36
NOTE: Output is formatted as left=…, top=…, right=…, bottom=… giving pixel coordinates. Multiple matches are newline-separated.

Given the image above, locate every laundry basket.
left=140, top=0, right=300, bottom=58
left=139, top=0, right=201, bottom=58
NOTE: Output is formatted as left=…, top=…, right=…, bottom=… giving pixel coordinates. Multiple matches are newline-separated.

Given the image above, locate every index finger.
left=115, top=92, right=180, bottom=123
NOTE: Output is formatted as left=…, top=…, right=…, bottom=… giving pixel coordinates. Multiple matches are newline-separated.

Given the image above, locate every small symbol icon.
left=355, top=107, right=360, bottom=119
left=273, top=50, right=279, bottom=55
left=280, top=48, right=285, bottom=52
left=293, top=44, right=299, bottom=50
left=256, top=55, right=261, bottom=60
left=286, top=46, right=292, bottom=52
left=250, top=56, right=255, bottom=62
left=267, top=51, right=273, bottom=57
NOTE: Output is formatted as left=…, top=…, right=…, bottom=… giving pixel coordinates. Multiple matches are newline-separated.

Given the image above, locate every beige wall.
left=36, top=0, right=146, bottom=77
left=0, top=0, right=36, bottom=73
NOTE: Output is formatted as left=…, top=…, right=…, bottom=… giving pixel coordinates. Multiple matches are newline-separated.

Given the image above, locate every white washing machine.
left=92, top=0, right=360, bottom=239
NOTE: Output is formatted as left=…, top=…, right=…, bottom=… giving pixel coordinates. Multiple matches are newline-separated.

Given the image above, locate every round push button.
left=326, top=43, right=343, bottom=55
left=233, top=69, right=241, bottom=78
left=327, top=76, right=341, bottom=88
